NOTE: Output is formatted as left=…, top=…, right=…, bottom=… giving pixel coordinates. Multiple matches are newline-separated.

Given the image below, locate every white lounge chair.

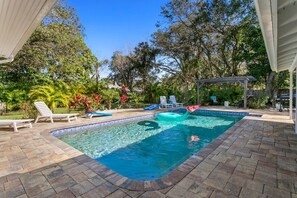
left=0, top=119, right=33, bottom=132
left=160, top=96, right=173, bottom=108
left=169, top=95, right=183, bottom=107
left=34, top=102, right=78, bottom=123
left=210, top=96, right=218, bottom=104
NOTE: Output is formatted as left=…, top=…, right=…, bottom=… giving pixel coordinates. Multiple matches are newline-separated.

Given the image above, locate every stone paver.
left=0, top=108, right=296, bottom=197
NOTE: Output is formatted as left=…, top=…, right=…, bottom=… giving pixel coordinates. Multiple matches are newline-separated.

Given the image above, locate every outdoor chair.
left=34, top=101, right=78, bottom=123
left=160, top=96, right=173, bottom=108
left=0, top=119, right=34, bottom=132
left=210, top=96, right=219, bottom=104
left=169, top=95, right=183, bottom=107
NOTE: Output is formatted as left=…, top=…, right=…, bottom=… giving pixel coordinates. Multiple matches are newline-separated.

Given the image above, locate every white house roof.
left=254, top=0, right=297, bottom=72
left=0, top=0, right=56, bottom=64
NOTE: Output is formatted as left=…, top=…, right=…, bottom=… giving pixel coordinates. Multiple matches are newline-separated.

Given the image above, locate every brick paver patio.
left=0, top=108, right=296, bottom=197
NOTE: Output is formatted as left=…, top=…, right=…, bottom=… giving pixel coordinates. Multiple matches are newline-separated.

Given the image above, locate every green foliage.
left=109, top=42, right=159, bottom=92
left=248, top=92, right=268, bottom=109
left=109, top=51, right=137, bottom=92
left=145, top=82, right=168, bottom=103
left=132, top=42, right=160, bottom=90
left=0, top=84, right=27, bottom=110
left=0, top=0, right=290, bottom=111
left=182, top=88, right=197, bottom=105
left=208, top=85, right=243, bottom=105
left=102, top=89, right=120, bottom=110
left=153, top=0, right=255, bottom=84
left=21, top=101, right=38, bottom=119
left=29, top=84, right=69, bottom=112
left=128, top=92, right=145, bottom=108
left=0, top=0, right=98, bottom=89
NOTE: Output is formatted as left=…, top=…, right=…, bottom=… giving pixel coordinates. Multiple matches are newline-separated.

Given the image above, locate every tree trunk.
left=266, top=71, right=275, bottom=99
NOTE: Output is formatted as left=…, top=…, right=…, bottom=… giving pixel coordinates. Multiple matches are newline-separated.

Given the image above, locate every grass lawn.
left=0, top=108, right=84, bottom=120
left=0, top=111, right=24, bottom=119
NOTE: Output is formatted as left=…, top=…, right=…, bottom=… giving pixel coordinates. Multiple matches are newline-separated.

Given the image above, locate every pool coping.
left=43, top=110, right=247, bottom=191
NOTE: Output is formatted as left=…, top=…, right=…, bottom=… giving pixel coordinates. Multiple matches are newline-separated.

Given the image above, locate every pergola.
left=197, top=76, right=256, bottom=109
left=254, top=0, right=297, bottom=133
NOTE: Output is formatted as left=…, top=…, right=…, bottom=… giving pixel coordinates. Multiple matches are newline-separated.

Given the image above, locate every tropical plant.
left=0, top=87, right=27, bottom=111
left=145, top=82, right=168, bottom=103
left=128, top=92, right=145, bottom=108
left=92, top=94, right=103, bottom=109
left=81, top=96, right=93, bottom=112
left=21, top=101, right=38, bottom=118
left=92, top=59, right=108, bottom=92
left=28, top=84, right=69, bottom=112
left=248, top=92, right=269, bottom=109
left=120, top=95, right=127, bottom=108
left=102, top=89, right=120, bottom=110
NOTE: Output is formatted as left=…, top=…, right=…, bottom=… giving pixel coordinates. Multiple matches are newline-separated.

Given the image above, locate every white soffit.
left=0, top=0, right=57, bottom=63
left=254, top=0, right=297, bottom=72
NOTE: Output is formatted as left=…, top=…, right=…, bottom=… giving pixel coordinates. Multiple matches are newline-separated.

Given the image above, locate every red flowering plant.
left=82, top=96, right=93, bottom=112
left=119, top=85, right=128, bottom=108
left=69, top=94, right=103, bottom=112
left=69, top=95, right=83, bottom=109
left=121, top=85, right=128, bottom=95
left=120, top=94, right=127, bottom=106
left=92, top=94, right=102, bottom=107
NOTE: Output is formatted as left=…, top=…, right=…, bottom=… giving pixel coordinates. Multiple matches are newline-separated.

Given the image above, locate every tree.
left=109, top=42, right=159, bottom=93
left=109, top=51, right=137, bottom=92
left=238, top=7, right=288, bottom=98
left=153, top=0, right=254, bottom=87
left=92, top=59, right=108, bottom=92
left=0, top=0, right=98, bottom=88
left=130, top=42, right=160, bottom=91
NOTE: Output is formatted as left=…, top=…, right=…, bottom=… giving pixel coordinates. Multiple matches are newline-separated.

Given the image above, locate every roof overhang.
left=254, top=0, right=297, bottom=72
left=0, top=0, right=57, bottom=64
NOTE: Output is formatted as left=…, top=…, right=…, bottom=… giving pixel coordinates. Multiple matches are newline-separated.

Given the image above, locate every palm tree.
left=145, top=82, right=168, bottom=103
left=91, top=59, right=108, bottom=91
left=29, top=85, right=69, bottom=112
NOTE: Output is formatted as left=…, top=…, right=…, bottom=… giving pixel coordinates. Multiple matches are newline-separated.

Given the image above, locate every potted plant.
left=203, top=99, right=212, bottom=106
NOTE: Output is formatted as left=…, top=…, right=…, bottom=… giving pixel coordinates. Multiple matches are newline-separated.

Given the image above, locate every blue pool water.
left=58, top=113, right=242, bottom=180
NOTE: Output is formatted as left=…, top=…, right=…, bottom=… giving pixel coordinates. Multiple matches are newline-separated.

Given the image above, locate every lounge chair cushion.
left=86, top=111, right=112, bottom=118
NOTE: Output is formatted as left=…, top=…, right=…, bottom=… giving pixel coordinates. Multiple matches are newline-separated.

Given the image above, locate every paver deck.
left=0, top=107, right=296, bottom=198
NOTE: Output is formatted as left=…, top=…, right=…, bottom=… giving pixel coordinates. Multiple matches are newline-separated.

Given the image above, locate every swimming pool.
left=55, top=111, right=243, bottom=181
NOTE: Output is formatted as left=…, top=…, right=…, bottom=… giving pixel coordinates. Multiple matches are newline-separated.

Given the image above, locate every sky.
left=66, top=0, right=169, bottom=77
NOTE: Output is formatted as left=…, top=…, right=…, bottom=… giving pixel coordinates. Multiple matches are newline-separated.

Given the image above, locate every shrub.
left=248, top=92, right=268, bottom=109
left=102, top=89, right=120, bottom=110
left=208, top=85, right=243, bottom=105
left=70, top=94, right=103, bottom=112
left=128, top=92, right=145, bottom=108
left=21, top=101, right=38, bottom=118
